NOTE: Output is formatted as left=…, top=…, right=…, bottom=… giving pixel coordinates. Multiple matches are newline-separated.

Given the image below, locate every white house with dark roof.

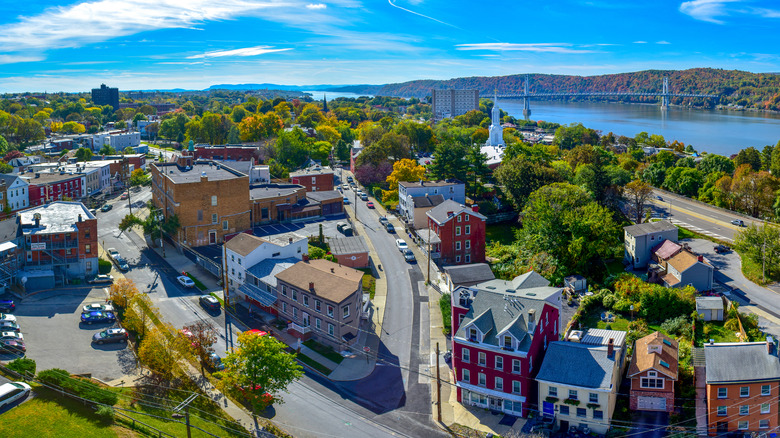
left=0, top=174, right=29, bottom=211
left=398, top=180, right=465, bottom=226
left=624, top=220, right=678, bottom=269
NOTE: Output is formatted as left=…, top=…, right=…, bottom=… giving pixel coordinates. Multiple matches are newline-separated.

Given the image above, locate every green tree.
left=642, top=162, right=667, bottom=187
left=274, top=128, right=309, bottom=170
left=217, top=331, right=303, bottom=412
left=734, top=224, right=780, bottom=282
left=494, top=156, right=562, bottom=209
left=553, top=123, right=600, bottom=149
left=734, top=147, right=762, bottom=171
left=129, top=168, right=149, bottom=186
left=624, top=180, right=653, bottom=224
left=651, top=150, right=677, bottom=168
left=427, top=141, right=468, bottom=182
left=698, top=153, right=735, bottom=176
left=0, top=161, right=12, bottom=174
left=132, top=113, right=147, bottom=127
left=74, top=147, right=92, bottom=162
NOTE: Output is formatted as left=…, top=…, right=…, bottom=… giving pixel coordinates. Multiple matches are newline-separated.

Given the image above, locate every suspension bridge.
left=497, top=75, right=719, bottom=118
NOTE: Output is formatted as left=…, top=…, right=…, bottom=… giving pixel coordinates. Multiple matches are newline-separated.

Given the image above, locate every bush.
left=602, top=294, right=618, bottom=310
left=661, top=315, right=693, bottom=339
left=7, top=357, right=36, bottom=377
left=95, top=405, right=115, bottom=420
left=98, top=258, right=112, bottom=275
left=38, top=368, right=118, bottom=406
left=440, top=293, right=452, bottom=335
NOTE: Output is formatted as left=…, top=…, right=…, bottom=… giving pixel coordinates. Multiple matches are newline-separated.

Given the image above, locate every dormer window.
left=469, top=327, right=478, bottom=342
left=503, top=336, right=513, bottom=350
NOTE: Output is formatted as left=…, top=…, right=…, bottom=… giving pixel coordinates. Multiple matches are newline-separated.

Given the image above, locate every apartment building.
left=431, top=89, right=479, bottom=120
left=426, top=200, right=487, bottom=265
left=398, top=180, right=465, bottom=226
left=0, top=174, right=30, bottom=212
left=289, top=165, right=335, bottom=192
left=624, top=221, right=678, bottom=269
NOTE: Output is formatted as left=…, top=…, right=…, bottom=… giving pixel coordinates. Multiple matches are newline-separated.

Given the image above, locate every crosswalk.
left=669, top=219, right=733, bottom=242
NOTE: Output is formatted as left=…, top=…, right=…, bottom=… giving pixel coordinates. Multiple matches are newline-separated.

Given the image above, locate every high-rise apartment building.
left=91, top=84, right=119, bottom=110
left=431, top=89, right=479, bottom=120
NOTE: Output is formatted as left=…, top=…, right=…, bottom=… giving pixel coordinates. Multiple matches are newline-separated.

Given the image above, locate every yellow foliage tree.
left=109, top=278, right=139, bottom=309
left=138, top=324, right=188, bottom=383
left=49, top=121, right=63, bottom=134
left=386, top=158, right=426, bottom=189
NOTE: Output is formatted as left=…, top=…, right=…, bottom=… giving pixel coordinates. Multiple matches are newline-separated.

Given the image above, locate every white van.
left=0, top=382, right=30, bottom=408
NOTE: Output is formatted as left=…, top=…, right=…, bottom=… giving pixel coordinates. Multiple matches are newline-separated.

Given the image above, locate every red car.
left=245, top=329, right=267, bottom=337
left=239, top=384, right=273, bottom=406
left=366, top=201, right=375, bottom=209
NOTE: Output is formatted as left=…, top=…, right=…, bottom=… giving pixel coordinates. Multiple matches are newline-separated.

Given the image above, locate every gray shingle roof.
left=328, top=236, right=369, bottom=255
left=474, top=271, right=560, bottom=302
left=536, top=342, right=619, bottom=390
left=306, top=190, right=343, bottom=202
left=0, top=217, right=21, bottom=243
left=399, top=179, right=463, bottom=188
left=705, top=342, right=780, bottom=383
left=412, top=194, right=445, bottom=208
left=444, top=263, right=495, bottom=285
left=246, top=257, right=299, bottom=289
left=426, top=199, right=486, bottom=225
left=624, top=220, right=677, bottom=237
left=696, top=297, right=724, bottom=311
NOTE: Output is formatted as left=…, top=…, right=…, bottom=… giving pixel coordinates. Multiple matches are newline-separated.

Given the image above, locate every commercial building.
left=91, top=84, right=119, bottom=110
left=151, top=156, right=251, bottom=247
left=431, top=89, right=479, bottom=120
left=91, top=131, right=141, bottom=152
left=275, top=258, right=365, bottom=350
left=250, top=184, right=308, bottom=225
left=624, top=221, right=678, bottom=269
left=22, top=170, right=85, bottom=206
left=18, top=202, right=98, bottom=290
left=426, top=200, right=487, bottom=265
left=704, top=341, right=780, bottom=436
left=628, top=332, right=679, bottom=412
left=193, top=145, right=259, bottom=162
left=452, top=271, right=562, bottom=417
left=290, top=165, right=335, bottom=192
left=305, top=190, right=344, bottom=216
left=398, top=180, right=465, bottom=226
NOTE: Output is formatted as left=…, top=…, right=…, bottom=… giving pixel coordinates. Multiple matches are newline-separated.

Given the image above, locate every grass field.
left=485, top=223, right=518, bottom=245
left=303, top=340, right=344, bottom=364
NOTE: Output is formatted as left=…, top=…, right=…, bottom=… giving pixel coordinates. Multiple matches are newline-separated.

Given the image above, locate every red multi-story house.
left=24, top=172, right=85, bottom=206
left=426, top=200, right=486, bottom=265
left=451, top=271, right=562, bottom=417
left=290, top=165, right=334, bottom=192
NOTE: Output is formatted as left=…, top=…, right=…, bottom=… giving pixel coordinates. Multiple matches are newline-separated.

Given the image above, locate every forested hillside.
left=330, top=68, right=780, bottom=110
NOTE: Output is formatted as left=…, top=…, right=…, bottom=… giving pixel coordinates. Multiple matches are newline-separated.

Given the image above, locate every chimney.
left=698, top=255, right=704, bottom=262
left=472, top=204, right=479, bottom=213
left=288, top=237, right=293, bottom=244
left=302, top=253, right=309, bottom=262
left=78, top=214, right=82, bottom=222
left=768, top=336, right=775, bottom=355
left=309, top=282, right=314, bottom=291
left=528, top=309, right=535, bottom=323
left=607, top=338, right=615, bottom=358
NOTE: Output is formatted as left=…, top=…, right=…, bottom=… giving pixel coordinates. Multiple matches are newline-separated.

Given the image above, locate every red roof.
left=652, top=239, right=682, bottom=260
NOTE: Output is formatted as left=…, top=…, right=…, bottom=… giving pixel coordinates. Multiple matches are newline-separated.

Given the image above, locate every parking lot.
left=253, top=215, right=348, bottom=240
left=8, top=287, right=136, bottom=382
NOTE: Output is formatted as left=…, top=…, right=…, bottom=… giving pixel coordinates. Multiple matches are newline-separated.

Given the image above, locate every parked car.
left=120, top=192, right=128, bottom=200
left=714, top=244, right=731, bottom=254
left=82, top=303, right=114, bottom=313
left=346, top=176, right=353, bottom=182
left=385, top=222, right=395, bottom=233
left=177, top=276, right=195, bottom=288
left=106, top=248, right=120, bottom=262
left=0, top=331, right=23, bottom=342
left=0, top=340, right=25, bottom=354
left=731, top=219, right=746, bottom=227
left=0, top=313, right=16, bottom=323
left=0, top=382, right=31, bottom=408
left=360, top=193, right=368, bottom=201
left=89, top=209, right=97, bottom=216
left=114, top=256, right=129, bottom=272
left=0, top=321, right=20, bottom=333
left=100, top=204, right=113, bottom=212
left=403, top=249, right=416, bottom=263
left=342, top=184, right=350, bottom=190
left=379, top=217, right=389, bottom=226
left=209, top=352, right=225, bottom=370
left=199, top=295, right=220, bottom=311
left=343, top=197, right=350, bottom=204
left=336, top=222, right=354, bottom=236
left=0, top=300, right=15, bottom=313
left=366, top=201, right=375, bottom=209
left=88, top=274, right=114, bottom=285
left=656, top=195, right=663, bottom=201
left=81, top=311, right=116, bottom=325
left=92, top=328, right=129, bottom=345
left=395, top=239, right=408, bottom=252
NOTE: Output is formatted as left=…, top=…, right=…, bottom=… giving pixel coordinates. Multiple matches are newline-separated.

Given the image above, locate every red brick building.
left=23, top=171, right=85, bottom=206
left=193, top=145, right=259, bottom=161
left=628, top=332, right=678, bottom=412
left=451, top=271, right=562, bottom=417
left=290, top=165, right=334, bottom=192
left=426, top=200, right=486, bottom=265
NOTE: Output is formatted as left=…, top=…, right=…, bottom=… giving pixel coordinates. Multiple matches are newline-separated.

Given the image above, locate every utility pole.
left=173, top=393, right=197, bottom=438
left=427, top=238, right=431, bottom=285
left=435, top=342, right=442, bottom=423
left=155, top=208, right=165, bottom=258
left=222, top=244, right=233, bottom=353
left=763, top=224, right=767, bottom=284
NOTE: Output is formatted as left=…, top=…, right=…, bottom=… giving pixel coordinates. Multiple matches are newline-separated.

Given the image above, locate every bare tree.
left=182, top=321, right=218, bottom=375
left=624, top=179, right=653, bottom=223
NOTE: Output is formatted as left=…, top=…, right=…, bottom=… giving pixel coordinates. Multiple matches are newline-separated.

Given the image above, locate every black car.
left=403, top=249, right=416, bottom=263
left=92, top=328, right=128, bottom=345
left=81, top=311, right=116, bottom=325
left=714, top=244, right=731, bottom=254
left=384, top=222, right=395, bottom=233
left=0, top=300, right=14, bottom=313
left=199, top=295, right=220, bottom=311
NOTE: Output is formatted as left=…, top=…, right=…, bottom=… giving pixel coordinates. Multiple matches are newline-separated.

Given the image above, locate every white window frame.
left=512, top=381, right=521, bottom=395
left=513, top=359, right=521, bottom=374
left=478, top=352, right=486, bottom=366
left=211, top=195, right=217, bottom=206
left=495, top=356, right=503, bottom=370
left=738, top=421, right=748, bottom=430
left=455, top=241, right=461, bottom=251
left=495, top=377, right=503, bottom=391
left=328, top=323, right=334, bottom=336
left=455, top=226, right=461, bottom=236
left=462, top=348, right=470, bottom=362
left=462, top=368, right=470, bottom=383
left=717, top=388, right=727, bottom=399
left=548, top=387, right=557, bottom=397
left=478, top=373, right=486, bottom=387
left=739, top=405, right=749, bottom=416
left=740, top=386, right=750, bottom=398
left=465, top=225, right=470, bottom=235
left=761, top=385, right=771, bottom=396
left=717, top=406, right=727, bottom=417
left=761, top=403, right=770, bottom=414
left=342, top=305, right=350, bottom=319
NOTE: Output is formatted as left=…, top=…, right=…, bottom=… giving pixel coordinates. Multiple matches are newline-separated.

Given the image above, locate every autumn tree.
left=138, top=324, right=189, bottom=384
left=182, top=321, right=218, bottom=375
left=624, top=180, right=654, bottom=223
left=383, top=158, right=426, bottom=203
left=123, top=293, right=156, bottom=340
left=108, top=278, right=139, bottom=310
left=61, top=121, right=86, bottom=134
left=217, top=331, right=303, bottom=413
left=734, top=224, right=780, bottom=283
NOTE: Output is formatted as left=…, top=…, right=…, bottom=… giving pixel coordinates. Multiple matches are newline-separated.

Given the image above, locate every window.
left=465, top=225, right=470, bottom=235
left=455, top=226, right=461, bottom=236
left=282, top=302, right=287, bottom=314
left=589, top=393, right=598, bottom=403
left=342, top=305, right=350, bottom=319
left=315, top=300, right=321, bottom=312
left=740, top=405, right=749, bottom=416
left=292, top=307, right=297, bottom=318
left=281, top=285, right=287, bottom=296
left=469, top=327, right=477, bottom=341
left=462, top=369, right=470, bottom=383
left=478, top=352, right=486, bottom=366
left=548, top=387, right=557, bottom=397
left=559, top=405, right=569, bottom=416
left=503, top=336, right=512, bottom=350
left=222, top=220, right=229, bottom=231
left=328, top=323, right=334, bottom=336
left=211, top=195, right=217, bottom=206
left=457, top=215, right=462, bottom=222
left=717, top=406, right=727, bottom=417
left=640, top=378, right=664, bottom=389
left=261, top=208, right=269, bottom=219
left=717, top=388, right=727, bottom=399
left=576, top=408, right=586, bottom=418
left=740, top=386, right=750, bottom=397
left=738, top=421, right=748, bottom=430
left=494, top=377, right=503, bottom=391
left=513, top=359, right=521, bottom=374
left=315, top=319, right=321, bottom=330
left=512, top=381, right=521, bottom=394
left=85, top=244, right=91, bottom=254
left=760, top=419, right=769, bottom=429
left=465, top=240, right=470, bottom=249
left=231, top=255, right=235, bottom=262
left=303, top=296, right=309, bottom=307
left=568, top=390, right=578, bottom=400
left=762, top=385, right=771, bottom=396
left=327, top=305, right=334, bottom=318
left=592, top=410, right=604, bottom=420
left=86, top=261, right=92, bottom=271
left=465, top=254, right=471, bottom=263
left=495, top=356, right=503, bottom=370
left=761, top=403, right=770, bottom=414
left=455, top=241, right=461, bottom=250
left=462, top=348, right=470, bottom=362
left=456, top=255, right=461, bottom=263
left=197, top=210, right=203, bottom=221
left=238, top=259, right=241, bottom=265
left=292, top=290, right=298, bottom=302
left=478, top=373, right=486, bottom=387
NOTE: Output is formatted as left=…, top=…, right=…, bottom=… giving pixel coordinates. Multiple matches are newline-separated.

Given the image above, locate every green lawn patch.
left=738, top=253, right=779, bottom=286
left=0, top=387, right=118, bottom=438
left=185, top=272, right=208, bottom=291
left=696, top=320, right=740, bottom=345
left=485, top=223, right=518, bottom=245
left=603, top=260, right=625, bottom=276
left=440, top=293, right=452, bottom=335
left=297, top=353, right=333, bottom=375
left=303, top=340, right=345, bottom=364
left=355, top=268, right=377, bottom=300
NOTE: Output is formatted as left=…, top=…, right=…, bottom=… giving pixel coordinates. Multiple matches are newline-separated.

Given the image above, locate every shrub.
left=38, top=368, right=118, bottom=405
left=95, top=405, right=115, bottom=420
left=440, top=293, right=452, bottom=335
left=602, top=294, right=618, bottom=310
left=98, top=258, right=112, bottom=275
left=613, top=299, right=635, bottom=314
left=7, top=357, right=36, bottom=377
left=661, top=315, right=693, bottom=339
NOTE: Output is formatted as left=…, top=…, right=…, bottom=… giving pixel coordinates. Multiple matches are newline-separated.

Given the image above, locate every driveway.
left=632, top=410, right=669, bottom=438
left=11, top=287, right=137, bottom=382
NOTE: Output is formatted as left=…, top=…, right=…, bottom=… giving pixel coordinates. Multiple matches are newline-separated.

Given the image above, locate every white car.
left=395, top=239, right=408, bottom=252
left=106, top=248, right=120, bottom=261
left=177, top=276, right=195, bottom=288
left=82, top=303, right=114, bottom=313
left=0, top=382, right=31, bottom=409
left=0, top=313, right=16, bottom=323
left=0, top=331, right=23, bottom=342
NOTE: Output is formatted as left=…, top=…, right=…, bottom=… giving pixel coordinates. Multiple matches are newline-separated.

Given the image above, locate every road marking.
left=669, top=219, right=733, bottom=242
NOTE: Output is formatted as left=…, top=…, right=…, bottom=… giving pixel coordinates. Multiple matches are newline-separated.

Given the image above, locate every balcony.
left=288, top=322, right=311, bottom=334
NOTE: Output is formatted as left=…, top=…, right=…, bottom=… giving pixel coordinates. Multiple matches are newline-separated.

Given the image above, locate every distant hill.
left=328, top=68, right=780, bottom=110
left=206, top=83, right=344, bottom=91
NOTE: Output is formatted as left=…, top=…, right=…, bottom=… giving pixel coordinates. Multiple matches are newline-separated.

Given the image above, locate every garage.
left=637, top=396, right=666, bottom=411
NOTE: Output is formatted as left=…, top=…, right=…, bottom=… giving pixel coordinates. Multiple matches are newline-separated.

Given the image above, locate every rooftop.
left=667, top=250, right=706, bottom=273
left=580, top=328, right=627, bottom=348
left=328, top=236, right=369, bottom=255
left=624, top=220, right=678, bottom=237
left=226, top=232, right=305, bottom=257
left=306, top=190, right=343, bottom=202
left=427, top=199, right=486, bottom=225
left=628, top=331, right=679, bottom=380
left=536, top=342, right=620, bottom=390
left=443, top=263, right=495, bottom=285
left=20, top=170, right=83, bottom=185
left=155, top=161, right=247, bottom=184
left=275, top=259, right=363, bottom=304
left=289, top=165, right=334, bottom=177
left=399, top=179, right=463, bottom=188
left=696, top=296, right=724, bottom=311
left=474, top=270, right=561, bottom=302
left=247, top=257, right=299, bottom=289
left=0, top=217, right=21, bottom=243
left=250, top=184, right=305, bottom=200
left=705, top=342, right=780, bottom=384
left=652, top=239, right=683, bottom=260
left=19, top=202, right=94, bottom=235
left=412, top=194, right=445, bottom=208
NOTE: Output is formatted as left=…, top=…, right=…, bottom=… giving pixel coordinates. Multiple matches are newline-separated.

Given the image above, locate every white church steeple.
left=486, top=91, right=505, bottom=147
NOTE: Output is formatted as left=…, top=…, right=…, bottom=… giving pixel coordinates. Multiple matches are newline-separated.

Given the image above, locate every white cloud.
left=750, top=7, right=780, bottom=18
left=455, top=43, right=596, bottom=54
left=679, top=0, right=739, bottom=24
left=387, top=0, right=460, bottom=29
left=656, top=40, right=671, bottom=44
left=0, top=54, right=44, bottom=64
left=306, top=3, right=327, bottom=9
left=187, top=45, right=293, bottom=59
left=633, top=41, right=648, bottom=44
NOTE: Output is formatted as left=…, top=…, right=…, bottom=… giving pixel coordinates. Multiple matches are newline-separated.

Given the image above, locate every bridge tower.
left=661, top=76, right=669, bottom=110
left=522, top=74, right=532, bottom=119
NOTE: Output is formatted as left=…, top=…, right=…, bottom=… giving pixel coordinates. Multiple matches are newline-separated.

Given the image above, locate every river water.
left=308, top=90, right=780, bottom=157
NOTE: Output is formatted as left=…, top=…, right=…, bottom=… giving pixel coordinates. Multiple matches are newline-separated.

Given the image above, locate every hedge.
left=37, top=368, right=118, bottom=405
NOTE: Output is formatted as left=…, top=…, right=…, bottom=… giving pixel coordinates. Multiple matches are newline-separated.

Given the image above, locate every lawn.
left=303, top=339, right=344, bottom=364
left=356, top=268, right=377, bottom=300
left=297, top=353, right=333, bottom=375
left=485, top=223, right=518, bottom=245
left=0, top=387, right=118, bottom=438
left=696, top=320, right=741, bottom=346
left=580, top=307, right=666, bottom=334
left=603, top=260, right=626, bottom=276
left=185, top=272, right=208, bottom=291
left=739, top=253, right=779, bottom=286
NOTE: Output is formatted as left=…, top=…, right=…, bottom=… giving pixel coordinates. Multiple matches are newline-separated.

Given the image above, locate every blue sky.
left=1, top=0, right=780, bottom=92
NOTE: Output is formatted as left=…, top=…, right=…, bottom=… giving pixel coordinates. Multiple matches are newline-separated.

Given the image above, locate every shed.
left=564, top=274, right=587, bottom=294
left=328, top=236, right=370, bottom=268
left=696, top=296, right=724, bottom=321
